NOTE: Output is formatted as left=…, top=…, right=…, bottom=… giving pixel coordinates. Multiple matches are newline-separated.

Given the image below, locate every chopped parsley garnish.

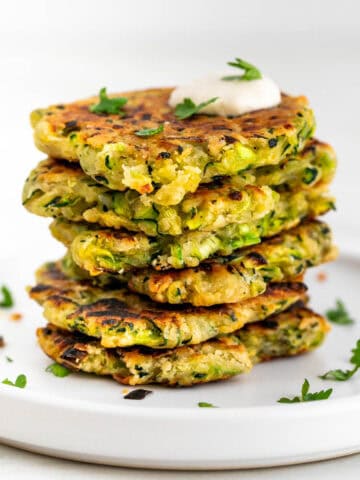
left=46, top=362, right=71, bottom=378
left=222, top=57, right=262, bottom=82
left=174, top=97, right=218, bottom=120
left=6, top=356, right=13, bottom=363
left=135, top=124, right=164, bottom=137
left=326, top=300, right=354, bottom=325
left=2, top=374, right=27, bottom=389
left=198, top=402, right=217, bottom=408
left=89, top=87, right=128, bottom=115
left=278, top=379, right=332, bottom=403
left=0, top=285, right=14, bottom=308
left=320, top=339, right=360, bottom=381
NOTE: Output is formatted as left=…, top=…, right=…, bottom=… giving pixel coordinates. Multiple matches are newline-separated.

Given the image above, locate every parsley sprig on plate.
left=222, top=58, right=262, bottom=82
left=174, top=97, right=218, bottom=120
left=2, top=374, right=27, bottom=389
left=0, top=285, right=14, bottom=308
left=90, top=87, right=128, bottom=115
left=326, top=299, right=354, bottom=325
left=320, top=339, right=360, bottom=381
left=46, top=363, right=71, bottom=378
left=278, top=379, right=333, bottom=403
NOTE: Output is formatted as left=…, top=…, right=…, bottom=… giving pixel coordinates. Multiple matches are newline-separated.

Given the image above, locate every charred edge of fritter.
left=37, top=325, right=93, bottom=371
left=37, top=324, right=127, bottom=374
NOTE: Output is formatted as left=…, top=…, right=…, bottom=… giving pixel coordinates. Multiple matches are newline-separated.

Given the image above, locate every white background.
left=0, top=0, right=359, bottom=477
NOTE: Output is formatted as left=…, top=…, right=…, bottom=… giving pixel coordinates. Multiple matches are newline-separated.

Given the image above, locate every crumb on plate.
left=316, top=271, right=328, bottom=282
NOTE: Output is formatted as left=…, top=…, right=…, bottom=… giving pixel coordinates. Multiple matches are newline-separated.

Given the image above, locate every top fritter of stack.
left=30, top=88, right=315, bottom=208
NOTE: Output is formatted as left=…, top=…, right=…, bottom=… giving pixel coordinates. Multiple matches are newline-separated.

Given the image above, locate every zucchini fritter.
left=23, top=160, right=276, bottom=237
left=38, top=324, right=252, bottom=386
left=29, top=260, right=306, bottom=348
left=31, top=89, right=315, bottom=205
left=36, top=306, right=329, bottom=386
left=235, top=307, right=330, bottom=363
left=129, top=221, right=336, bottom=306
left=22, top=139, right=336, bottom=236
left=50, top=189, right=334, bottom=273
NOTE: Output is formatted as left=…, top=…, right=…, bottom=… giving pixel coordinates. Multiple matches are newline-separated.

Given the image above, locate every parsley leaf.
left=46, top=363, right=71, bottom=378
left=278, top=379, right=333, bottom=403
left=222, top=58, right=262, bottom=82
left=135, top=124, right=164, bottom=137
left=319, top=368, right=357, bottom=381
left=320, top=339, right=360, bottom=381
left=174, top=97, right=218, bottom=120
left=198, top=402, right=217, bottom=408
left=326, top=300, right=354, bottom=325
left=89, top=87, right=128, bottom=115
left=0, top=285, right=14, bottom=308
left=351, top=339, right=360, bottom=364
left=2, top=374, right=27, bottom=388
left=6, top=356, right=13, bottom=363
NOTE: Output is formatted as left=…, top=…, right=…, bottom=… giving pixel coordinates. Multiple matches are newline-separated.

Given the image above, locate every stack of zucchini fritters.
left=23, top=88, right=337, bottom=387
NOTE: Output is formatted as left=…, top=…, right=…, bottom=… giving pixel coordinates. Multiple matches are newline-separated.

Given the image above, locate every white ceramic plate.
left=0, top=250, right=359, bottom=470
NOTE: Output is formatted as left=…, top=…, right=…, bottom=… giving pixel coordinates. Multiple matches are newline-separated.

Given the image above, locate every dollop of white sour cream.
left=169, top=75, right=281, bottom=117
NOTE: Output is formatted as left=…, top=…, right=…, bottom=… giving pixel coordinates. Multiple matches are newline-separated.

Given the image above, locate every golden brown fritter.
left=31, top=89, right=315, bottom=205
left=22, top=139, right=336, bottom=236
left=29, top=259, right=307, bottom=349
left=36, top=306, right=329, bottom=386
left=49, top=189, right=334, bottom=273
left=128, top=220, right=337, bottom=306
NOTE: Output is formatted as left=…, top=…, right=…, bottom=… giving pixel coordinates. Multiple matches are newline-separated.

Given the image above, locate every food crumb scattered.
left=10, top=312, right=23, bottom=321
left=122, top=388, right=129, bottom=395
left=0, top=336, right=5, bottom=347
left=124, top=389, right=153, bottom=400
left=316, top=271, right=328, bottom=282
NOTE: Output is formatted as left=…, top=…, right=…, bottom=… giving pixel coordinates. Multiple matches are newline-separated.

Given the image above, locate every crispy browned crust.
left=29, top=260, right=308, bottom=349
left=32, top=89, right=310, bottom=154
left=36, top=305, right=329, bottom=386
left=37, top=324, right=252, bottom=386
left=128, top=220, right=336, bottom=305
left=30, top=87, right=317, bottom=206
left=37, top=324, right=119, bottom=371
